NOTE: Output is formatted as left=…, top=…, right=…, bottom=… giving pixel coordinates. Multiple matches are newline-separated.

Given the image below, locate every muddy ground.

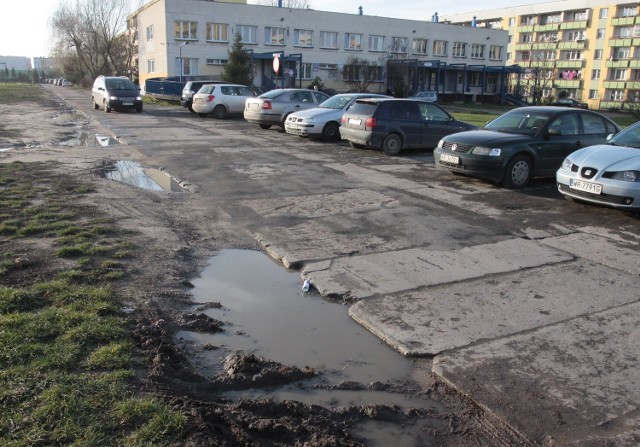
left=0, top=87, right=527, bottom=446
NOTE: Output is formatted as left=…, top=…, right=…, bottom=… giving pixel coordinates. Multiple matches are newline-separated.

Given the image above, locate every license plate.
left=440, top=154, right=459, bottom=164
left=195, top=98, right=202, bottom=103
left=286, top=124, right=298, bottom=130
left=348, top=118, right=361, bottom=125
left=122, top=102, right=133, bottom=106
left=569, top=179, right=602, bottom=194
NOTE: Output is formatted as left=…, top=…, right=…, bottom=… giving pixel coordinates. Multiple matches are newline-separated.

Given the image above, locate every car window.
left=581, top=114, right=607, bottom=135
left=548, top=113, right=579, bottom=135
left=312, top=91, right=330, bottom=103
left=419, top=103, right=449, bottom=121
left=610, top=123, right=640, bottom=148
left=485, top=110, right=554, bottom=135
left=221, top=86, right=234, bottom=95
left=347, top=102, right=379, bottom=116
left=200, top=85, right=216, bottom=94
left=388, top=102, right=420, bottom=120
left=297, top=91, right=313, bottom=103
left=238, top=87, right=255, bottom=96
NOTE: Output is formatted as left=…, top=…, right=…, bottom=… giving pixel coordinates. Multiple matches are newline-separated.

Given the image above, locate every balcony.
left=534, top=23, right=560, bottom=32
left=517, top=25, right=535, bottom=32
left=554, top=79, right=582, bottom=88
left=559, top=20, right=588, bottom=30
left=609, top=38, right=633, bottom=47
left=514, top=42, right=560, bottom=51
left=606, top=59, right=631, bottom=68
left=557, top=40, right=586, bottom=50
left=603, top=80, right=627, bottom=88
left=611, top=16, right=640, bottom=26
left=556, top=59, right=585, bottom=69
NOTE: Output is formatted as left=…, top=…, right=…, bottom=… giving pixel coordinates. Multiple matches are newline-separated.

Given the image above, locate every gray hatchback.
left=340, top=98, right=475, bottom=156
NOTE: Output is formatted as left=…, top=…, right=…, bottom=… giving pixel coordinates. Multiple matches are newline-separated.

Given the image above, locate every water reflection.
left=104, top=160, right=182, bottom=191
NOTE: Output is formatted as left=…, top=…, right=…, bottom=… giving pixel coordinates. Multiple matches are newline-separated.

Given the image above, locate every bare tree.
left=51, top=0, right=134, bottom=82
left=328, top=55, right=380, bottom=92
left=253, top=0, right=311, bottom=8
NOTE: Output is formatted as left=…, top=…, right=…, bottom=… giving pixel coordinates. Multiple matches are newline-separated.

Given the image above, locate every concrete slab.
left=348, top=260, right=640, bottom=356
left=432, top=301, right=640, bottom=446
left=304, top=238, right=572, bottom=299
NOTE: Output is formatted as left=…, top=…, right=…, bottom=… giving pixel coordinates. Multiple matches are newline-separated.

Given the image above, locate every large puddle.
left=177, top=249, right=444, bottom=445
left=103, top=160, right=182, bottom=191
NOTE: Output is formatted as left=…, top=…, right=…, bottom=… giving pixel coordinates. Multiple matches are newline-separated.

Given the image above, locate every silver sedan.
left=244, top=88, right=330, bottom=129
left=557, top=121, right=640, bottom=210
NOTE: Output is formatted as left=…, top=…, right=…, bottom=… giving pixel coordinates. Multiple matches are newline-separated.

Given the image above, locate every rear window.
left=199, top=85, right=217, bottom=94
left=347, top=102, right=379, bottom=116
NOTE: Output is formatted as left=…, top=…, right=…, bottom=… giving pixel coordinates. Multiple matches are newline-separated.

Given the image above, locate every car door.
left=386, top=102, right=422, bottom=148
left=220, top=86, right=243, bottom=113
left=580, top=112, right=613, bottom=147
left=418, top=103, right=465, bottom=148
left=296, top=90, right=316, bottom=111
left=536, top=112, right=583, bottom=175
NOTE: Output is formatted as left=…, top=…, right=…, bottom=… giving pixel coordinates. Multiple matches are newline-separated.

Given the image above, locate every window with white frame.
left=613, top=68, right=627, bottom=80
left=175, top=57, right=199, bottom=76
left=469, top=72, right=482, bottom=87
left=521, top=16, right=535, bottom=25
left=174, top=21, right=197, bottom=40
left=369, top=35, right=385, bottom=52
left=540, top=51, right=555, bottom=60
left=391, top=37, right=408, bottom=53
left=342, top=64, right=362, bottom=81
left=541, top=13, right=561, bottom=24
left=433, top=40, right=447, bottom=56
left=592, top=69, right=600, bottom=79
left=452, top=42, right=466, bottom=57
left=296, top=62, right=313, bottom=79
left=489, top=45, right=502, bottom=61
left=596, top=28, right=605, bottom=39
left=594, top=49, right=603, bottom=59
left=206, top=23, right=228, bottom=42
left=611, top=90, right=625, bottom=100
left=206, top=59, right=228, bottom=65
left=412, top=38, right=428, bottom=55
left=588, top=89, right=598, bottom=99
left=471, top=44, right=485, bottom=59
left=619, top=26, right=634, bottom=38
left=146, top=25, right=154, bottom=41
left=634, top=25, right=640, bottom=37
left=521, top=33, right=533, bottom=43
left=571, top=11, right=587, bottom=21
left=566, top=50, right=582, bottom=60
left=566, top=31, right=585, bottom=41
left=621, top=6, right=637, bottom=17
left=237, top=25, right=257, bottom=44
left=293, top=29, right=313, bottom=47
left=320, top=31, right=338, bottom=49
left=599, top=8, right=608, bottom=19
left=509, top=17, right=515, bottom=26
left=614, top=47, right=630, bottom=59
left=147, top=59, right=155, bottom=73
left=345, top=33, right=363, bottom=50
left=265, top=27, right=285, bottom=45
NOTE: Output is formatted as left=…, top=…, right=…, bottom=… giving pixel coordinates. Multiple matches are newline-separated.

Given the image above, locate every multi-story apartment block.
left=445, top=0, right=640, bottom=109
left=128, top=0, right=510, bottom=101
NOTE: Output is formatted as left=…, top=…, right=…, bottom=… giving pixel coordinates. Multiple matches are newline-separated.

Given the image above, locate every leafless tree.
left=51, top=0, right=135, bottom=82
left=328, top=55, right=381, bottom=92
left=253, top=0, right=311, bottom=8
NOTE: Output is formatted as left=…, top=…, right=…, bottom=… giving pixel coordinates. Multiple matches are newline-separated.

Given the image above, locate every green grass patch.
left=0, top=84, right=45, bottom=104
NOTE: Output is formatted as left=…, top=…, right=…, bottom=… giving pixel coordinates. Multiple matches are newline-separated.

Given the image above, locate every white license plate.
left=440, top=154, right=459, bottom=164
left=569, top=179, right=602, bottom=194
left=286, top=124, right=298, bottom=130
left=122, top=102, right=133, bottom=106
left=348, top=118, right=362, bottom=125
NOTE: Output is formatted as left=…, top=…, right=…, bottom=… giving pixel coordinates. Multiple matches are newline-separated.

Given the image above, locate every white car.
left=284, top=93, right=388, bottom=142
left=557, top=121, right=640, bottom=211
left=192, top=84, right=256, bottom=119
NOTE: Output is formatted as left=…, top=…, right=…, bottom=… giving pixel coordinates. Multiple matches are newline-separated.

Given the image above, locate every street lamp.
left=179, top=41, right=189, bottom=83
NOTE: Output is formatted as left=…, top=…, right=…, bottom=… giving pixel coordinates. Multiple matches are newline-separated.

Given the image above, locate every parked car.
left=284, top=93, right=388, bottom=141
left=61, top=79, right=73, bottom=87
left=434, top=106, right=620, bottom=188
left=192, top=84, right=257, bottom=119
left=551, top=98, right=588, bottom=109
left=339, top=98, right=475, bottom=156
left=408, top=90, right=438, bottom=102
left=244, top=88, right=331, bottom=129
left=92, top=75, right=143, bottom=113
left=181, top=81, right=227, bottom=112
left=556, top=121, right=640, bottom=210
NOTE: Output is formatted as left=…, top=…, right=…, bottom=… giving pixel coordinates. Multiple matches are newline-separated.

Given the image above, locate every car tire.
left=213, top=105, right=227, bottom=119
left=382, top=134, right=402, bottom=156
left=321, top=122, right=340, bottom=142
left=259, top=124, right=272, bottom=130
left=136, top=106, right=143, bottom=113
left=103, top=101, right=111, bottom=113
left=502, top=154, right=533, bottom=188
left=188, top=106, right=195, bottom=113
left=349, top=141, right=364, bottom=149
left=93, top=98, right=99, bottom=110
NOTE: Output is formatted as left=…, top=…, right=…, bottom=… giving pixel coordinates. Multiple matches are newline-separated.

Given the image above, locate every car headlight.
left=561, top=158, right=572, bottom=171
left=472, top=147, right=501, bottom=156
left=611, top=170, right=640, bottom=182
left=109, top=95, right=119, bottom=101
left=307, top=118, right=316, bottom=124
left=437, top=139, right=444, bottom=149
left=136, top=96, right=142, bottom=101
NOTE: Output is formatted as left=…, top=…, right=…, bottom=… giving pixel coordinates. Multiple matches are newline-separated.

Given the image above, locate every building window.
left=489, top=45, right=503, bottom=60
left=521, top=16, right=535, bottom=25
left=509, top=17, right=515, bottom=26
left=452, top=42, right=466, bottom=57
left=175, top=57, right=199, bottom=76
left=174, top=21, right=197, bottom=40
left=635, top=25, right=640, bottom=37
left=147, top=59, right=155, bottom=73
left=588, top=89, right=598, bottom=99
left=566, top=50, right=582, bottom=60
left=293, top=29, right=313, bottom=47
left=621, top=6, right=637, bottom=17
left=265, top=27, right=285, bottom=45
left=391, top=37, right=408, bottom=53
left=433, top=40, right=447, bottom=56
left=206, top=59, right=228, bottom=65
left=471, top=44, right=485, bottom=59
left=594, top=49, right=603, bottom=59
left=506, top=52, right=511, bottom=61
left=206, top=23, right=228, bottom=42
left=613, top=68, right=627, bottom=80
left=614, top=47, right=630, bottom=59
left=146, top=25, right=154, bottom=41
left=368, top=35, right=385, bottom=52
left=320, top=31, right=338, bottom=49
left=345, top=33, right=363, bottom=50
left=412, top=38, right=428, bottom=55
left=599, top=8, right=608, bottom=19
left=591, top=69, right=600, bottom=79
left=596, top=28, right=605, bottom=39
left=611, top=90, right=625, bottom=101
left=521, top=33, right=533, bottom=43
left=566, top=31, right=585, bottom=41
left=237, top=25, right=257, bottom=44
left=296, top=62, right=313, bottom=79
left=571, top=11, right=587, bottom=21
left=619, top=27, right=634, bottom=38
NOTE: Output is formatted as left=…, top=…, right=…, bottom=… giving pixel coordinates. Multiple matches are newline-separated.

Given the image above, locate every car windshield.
left=609, top=122, right=640, bottom=148
left=105, top=79, right=136, bottom=90
left=259, top=89, right=286, bottom=99
left=318, top=95, right=355, bottom=109
left=484, top=110, right=554, bottom=135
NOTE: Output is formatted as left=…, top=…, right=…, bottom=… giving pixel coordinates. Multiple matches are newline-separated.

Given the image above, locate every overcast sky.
left=0, top=0, right=548, bottom=59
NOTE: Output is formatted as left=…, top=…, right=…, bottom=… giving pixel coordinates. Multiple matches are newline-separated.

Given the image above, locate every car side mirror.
left=547, top=128, right=561, bottom=137
left=606, top=133, right=614, bottom=141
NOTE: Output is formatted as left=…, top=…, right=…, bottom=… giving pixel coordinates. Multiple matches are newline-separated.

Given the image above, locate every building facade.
left=445, top=0, right=640, bottom=109
left=128, top=0, right=510, bottom=100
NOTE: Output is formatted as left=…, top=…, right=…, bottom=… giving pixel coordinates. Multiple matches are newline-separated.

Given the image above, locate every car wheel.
left=136, top=106, right=143, bottom=113
left=502, top=154, right=533, bottom=188
left=321, top=122, right=340, bottom=142
left=188, top=106, right=195, bottom=113
left=349, top=141, right=364, bottom=149
left=213, top=105, right=227, bottom=119
left=103, top=101, right=111, bottom=113
left=382, top=134, right=402, bottom=156
left=93, top=98, right=99, bottom=110
left=259, top=124, right=272, bottom=130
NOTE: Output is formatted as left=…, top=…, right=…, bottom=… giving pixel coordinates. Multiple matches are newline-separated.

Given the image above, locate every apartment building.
left=128, top=0, right=510, bottom=101
left=445, top=0, right=640, bottom=109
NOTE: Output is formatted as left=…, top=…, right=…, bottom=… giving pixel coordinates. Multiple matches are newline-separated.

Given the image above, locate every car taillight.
left=262, top=100, right=272, bottom=110
left=365, top=117, right=377, bottom=129
left=207, top=95, right=215, bottom=102
left=341, top=115, right=347, bottom=124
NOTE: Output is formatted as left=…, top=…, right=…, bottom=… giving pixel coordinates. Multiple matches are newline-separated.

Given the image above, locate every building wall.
left=130, top=0, right=509, bottom=94
left=445, top=0, right=640, bottom=109
left=0, top=56, right=31, bottom=72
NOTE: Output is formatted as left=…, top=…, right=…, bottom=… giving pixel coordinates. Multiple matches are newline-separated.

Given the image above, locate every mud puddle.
left=58, top=132, right=120, bottom=147
left=177, top=249, right=444, bottom=445
left=102, top=160, right=182, bottom=191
